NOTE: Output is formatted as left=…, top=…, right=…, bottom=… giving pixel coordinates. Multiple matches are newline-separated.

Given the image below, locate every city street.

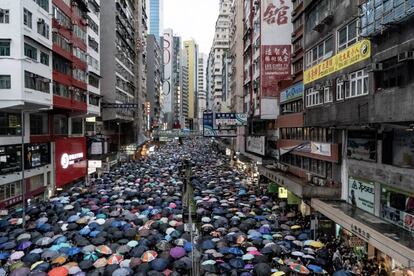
left=0, top=139, right=383, bottom=275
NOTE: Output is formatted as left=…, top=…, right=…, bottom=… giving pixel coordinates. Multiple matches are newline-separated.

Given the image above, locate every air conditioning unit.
left=324, top=79, right=333, bottom=87
left=37, top=18, right=45, bottom=24
left=398, top=51, right=414, bottom=62
left=321, top=11, right=334, bottom=24
left=314, top=83, right=323, bottom=90
left=366, top=63, right=383, bottom=72
left=280, top=164, right=288, bottom=172
left=312, top=176, right=320, bottom=185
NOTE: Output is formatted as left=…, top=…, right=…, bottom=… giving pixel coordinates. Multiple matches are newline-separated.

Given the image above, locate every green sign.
left=287, top=191, right=301, bottom=205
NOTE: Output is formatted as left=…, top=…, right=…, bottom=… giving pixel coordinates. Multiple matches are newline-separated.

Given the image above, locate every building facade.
left=183, top=40, right=198, bottom=129
left=197, top=54, right=207, bottom=130
left=147, top=0, right=163, bottom=39
left=208, top=0, right=232, bottom=112
left=146, top=34, right=162, bottom=131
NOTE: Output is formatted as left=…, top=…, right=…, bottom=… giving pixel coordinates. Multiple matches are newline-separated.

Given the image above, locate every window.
left=0, top=40, right=10, bottom=56
left=24, top=9, right=32, bottom=28
left=24, top=43, right=37, bottom=60
left=336, top=78, right=348, bottom=101
left=73, top=68, right=87, bottom=82
left=88, top=55, right=99, bottom=71
left=30, top=175, right=44, bottom=191
left=0, top=181, right=22, bottom=201
left=89, top=74, right=100, bottom=88
left=53, top=114, right=68, bottom=135
left=338, top=20, right=358, bottom=51
left=87, top=16, right=99, bottom=35
left=53, top=81, right=69, bottom=98
left=0, top=113, right=21, bottom=136
left=34, top=0, right=49, bottom=12
left=52, top=5, right=71, bottom=29
left=0, top=9, right=10, bottom=24
left=73, top=90, right=87, bottom=103
left=40, top=52, right=49, bottom=65
left=305, top=88, right=322, bottom=107
left=348, top=69, right=368, bottom=98
left=324, top=87, right=332, bottom=103
left=88, top=36, right=99, bottom=52
left=305, top=36, right=333, bottom=68
left=71, top=118, right=83, bottom=135
left=53, top=33, right=71, bottom=53
left=89, top=95, right=100, bottom=106
left=53, top=55, right=71, bottom=75
left=74, top=25, right=86, bottom=43
left=37, top=19, right=50, bottom=39
left=0, top=75, right=11, bottom=89
left=30, top=113, right=48, bottom=135
left=73, top=47, right=87, bottom=63
left=24, top=71, right=50, bottom=93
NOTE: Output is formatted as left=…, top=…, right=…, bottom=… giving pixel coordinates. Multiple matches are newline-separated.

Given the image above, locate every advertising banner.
left=280, top=82, right=304, bottom=103
left=203, top=112, right=236, bottom=137
left=214, top=113, right=248, bottom=128
left=347, top=131, right=377, bottom=162
left=348, top=177, right=375, bottom=214
left=261, top=0, right=293, bottom=97
left=304, top=40, right=371, bottom=84
left=55, top=137, right=87, bottom=188
left=162, top=29, right=173, bottom=113
left=246, top=136, right=266, bottom=156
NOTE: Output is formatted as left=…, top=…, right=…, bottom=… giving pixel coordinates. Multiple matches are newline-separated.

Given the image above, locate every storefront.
left=55, top=137, right=87, bottom=189
left=381, top=185, right=414, bottom=235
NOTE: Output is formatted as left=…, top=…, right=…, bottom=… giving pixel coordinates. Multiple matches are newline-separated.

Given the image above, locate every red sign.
left=261, top=45, right=291, bottom=97
left=55, top=137, right=87, bottom=188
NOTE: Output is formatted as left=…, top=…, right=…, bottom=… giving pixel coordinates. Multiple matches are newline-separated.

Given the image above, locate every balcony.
left=259, top=165, right=341, bottom=199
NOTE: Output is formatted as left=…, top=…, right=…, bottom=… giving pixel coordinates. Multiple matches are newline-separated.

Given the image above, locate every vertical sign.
left=163, top=29, right=173, bottom=113
left=261, top=0, right=293, bottom=97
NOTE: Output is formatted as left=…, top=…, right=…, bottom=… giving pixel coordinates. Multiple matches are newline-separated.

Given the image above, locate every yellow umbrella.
left=291, top=225, right=301, bottom=230
left=272, top=272, right=285, bottom=276
left=31, top=261, right=45, bottom=271
left=310, top=241, right=324, bottom=248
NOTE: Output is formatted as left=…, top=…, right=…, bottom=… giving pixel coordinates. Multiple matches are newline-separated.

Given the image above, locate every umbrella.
left=333, top=270, right=353, bottom=276
left=10, top=267, right=30, bottom=276
left=10, top=251, right=25, bottom=261
left=17, top=241, right=32, bottom=251
left=271, top=272, right=285, bottom=276
left=290, top=263, right=310, bottom=274
left=83, top=252, right=98, bottom=261
left=141, top=250, right=158, bottom=262
left=229, top=258, right=245, bottom=269
left=96, top=245, right=112, bottom=255
left=309, top=241, right=324, bottom=248
left=48, top=267, right=69, bottom=276
left=151, top=258, right=169, bottom=271
left=291, top=251, right=304, bottom=257
left=308, top=264, right=324, bottom=273
left=107, top=254, right=124, bottom=265
left=242, top=253, right=255, bottom=261
left=170, top=247, right=186, bottom=259
left=93, top=257, right=107, bottom=268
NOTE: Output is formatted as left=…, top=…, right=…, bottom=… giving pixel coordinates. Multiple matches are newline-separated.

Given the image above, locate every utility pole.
left=20, top=110, right=26, bottom=228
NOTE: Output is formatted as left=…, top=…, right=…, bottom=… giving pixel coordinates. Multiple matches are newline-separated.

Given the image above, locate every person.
left=333, top=248, right=343, bottom=271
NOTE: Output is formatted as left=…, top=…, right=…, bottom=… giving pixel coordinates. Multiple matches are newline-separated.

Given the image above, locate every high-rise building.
left=147, top=0, right=163, bottom=39
left=100, top=0, right=147, bottom=164
left=197, top=54, right=207, bottom=130
left=229, top=0, right=244, bottom=153
left=161, top=30, right=183, bottom=128
left=183, top=40, right=198, bottom=129
left=146, top=34, right=162, bottom=130
left=208, top=0, right=232, bottom=112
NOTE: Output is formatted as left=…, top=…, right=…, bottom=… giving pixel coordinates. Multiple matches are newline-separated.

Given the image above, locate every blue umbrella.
left=79, top=227, right=91, bottom=236
left=229, top=258, right=245, bottom=269
left=308, top=264, right=324, bottom=273
left=0, top=252, right=10, bottom=260
left=83, top=252, right=98, bottom=261
left=67, top=247, right=81, bottom=256
left=53, top=236, right=67, bottom=245
left=89, top=230, right=100, bottom=238
left=111, top=221, right=122, bottom=228
left=68, top=215, right=80, bottom=223
left=218, top=247, right=230, bottom=254
left=151, top=258, right=169, bottom=271
left=228, top=247, right=244, bottom=255
left=201, top=240, right=215, bottom=250
left=333, top=270, right=353, bottom=276
left=37, top=223, right=52, bottom=232
left=298, top=233, right=309, bottom=240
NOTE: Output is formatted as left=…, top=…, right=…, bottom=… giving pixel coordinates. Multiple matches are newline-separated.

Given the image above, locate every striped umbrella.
left=141, top=250, right=158, bottom=263
left=96, top=245, right=112, bottom=255
left=290, top=263, right=310, bottom=274
left=107, top=254, right=124, bottom=265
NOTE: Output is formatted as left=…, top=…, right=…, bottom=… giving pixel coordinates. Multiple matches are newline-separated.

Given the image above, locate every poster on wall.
left=348, top=177, right=375, bottom=214
left=203, top=112, right=236, bottom=137
left=246, top=136, right=266, bottom=156
left=260, top=0, right=293, bottom=97
left=347, top=131, right=377, bottom=162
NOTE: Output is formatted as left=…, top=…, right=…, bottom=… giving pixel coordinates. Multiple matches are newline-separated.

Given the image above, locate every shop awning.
left=311, top=199, right=414, bottom=268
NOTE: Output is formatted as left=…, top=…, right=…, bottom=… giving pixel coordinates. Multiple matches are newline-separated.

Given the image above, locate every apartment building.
left=146, top=34, right=162, bottom=130
left=183, top=40, right=198, bottom=129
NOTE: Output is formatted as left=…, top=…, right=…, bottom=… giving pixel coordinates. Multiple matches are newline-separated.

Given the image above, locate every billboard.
left=280, top=82, right=304, bottom=104
left=261, top=0, right=293, bottom=97
left=246, top=136, right=266, bottom=156
left=348, top=177, right=375, bottom=214
left=203, top=112, right=242, bottom=137
left=162, top=29, right=173, bottom=113
left=55, top=137, right=87, bottom=188
left=304, top=40, right=371, bottom=84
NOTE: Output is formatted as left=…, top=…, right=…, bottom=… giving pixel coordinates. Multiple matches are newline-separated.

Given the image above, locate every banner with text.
left=162, top=29, right=173, bottom=113
left=261, top=0, right=293, bottom=97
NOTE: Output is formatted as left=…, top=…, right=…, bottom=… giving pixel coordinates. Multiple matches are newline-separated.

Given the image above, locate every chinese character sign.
left=261, top=0, right=293, bottom=97
left=261, top=45, right=291, bottom=96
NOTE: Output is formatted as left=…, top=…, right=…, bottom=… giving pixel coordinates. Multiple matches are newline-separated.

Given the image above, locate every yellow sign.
left=278, top=187, right=288, bottom=199
left=304, top=39, right=371, bottom=84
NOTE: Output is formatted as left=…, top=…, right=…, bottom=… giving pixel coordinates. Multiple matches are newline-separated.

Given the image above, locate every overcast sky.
left=164, top=0, right=220, bottom=54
